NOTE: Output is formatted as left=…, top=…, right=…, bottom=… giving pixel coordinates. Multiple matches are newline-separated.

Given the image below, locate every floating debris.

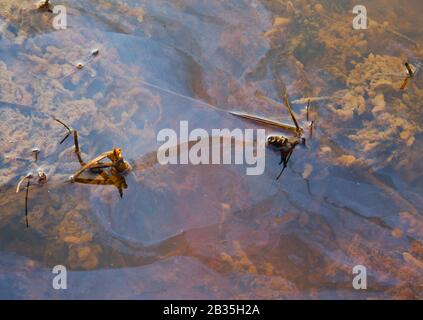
left=15, top=168, right=48, bottom=228
left=31, top=148, right=40, bottom=161
left=37, top=170, right=48, bottom=184
left=400, top=62, right=420, bottom=90
left=54, top=118, right=83, bottom=165
left=16, top=173, right=33, bottom=228
left=91, top=48, right=100, bottom=57
left=59, top=48, right=102, bottom=80
left=55, top=119, right=131, bottom=197
left=69, top=147, right=132, bottom=182
left=23, top=177, right=31, bottom=228
left=16, top=173, right=33, bottom=194
left=405, top=62, right=415, bottom=77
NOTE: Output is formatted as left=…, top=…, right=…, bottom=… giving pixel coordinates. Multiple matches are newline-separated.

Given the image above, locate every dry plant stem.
left=54, top=120, right=129, bottom=182
left=254, top=90, right=303, bottom=134
left=310, top=121, right=314, bottom=138
left=400, top=62, right=417, bottom=90
left=59, top=132, right=71, bottom=145
left=87, top=162, right=114, bottom=170
left=229, top=111, right=299, bottom=132
left=73, top=175, right=111, bottom=187
left=73, top=130, right=80, bottom=152
left=306, top=101, right=315, bottom=138
left=54, top=118, right=71, bottom=132
left=405, top=62, right=414, bottom=77
left=73, top=171, right=126, bottom=198
left=16, top=176, right=27, bottom=193
left=400, top=76, right=410, bottom=90
left=70, top=152, right=111, bottom=181
left=55, top=118, right=72, bottom=144
left=73, top=130, right=84, bottom=166
left=306, top=99, right=310, bottom=121
left=283, top=94, right=301, bottom=135
left=55, top=118, right=85, bottom=165
left=24, top=178, right=30, bottom=228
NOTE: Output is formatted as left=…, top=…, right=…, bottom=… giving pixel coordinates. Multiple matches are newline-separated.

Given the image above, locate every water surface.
left=0, top=0, right=422, bottom=299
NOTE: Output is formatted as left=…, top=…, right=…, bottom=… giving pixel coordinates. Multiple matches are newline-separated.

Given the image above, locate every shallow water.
left=0, top=0, right=422, bottom=299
